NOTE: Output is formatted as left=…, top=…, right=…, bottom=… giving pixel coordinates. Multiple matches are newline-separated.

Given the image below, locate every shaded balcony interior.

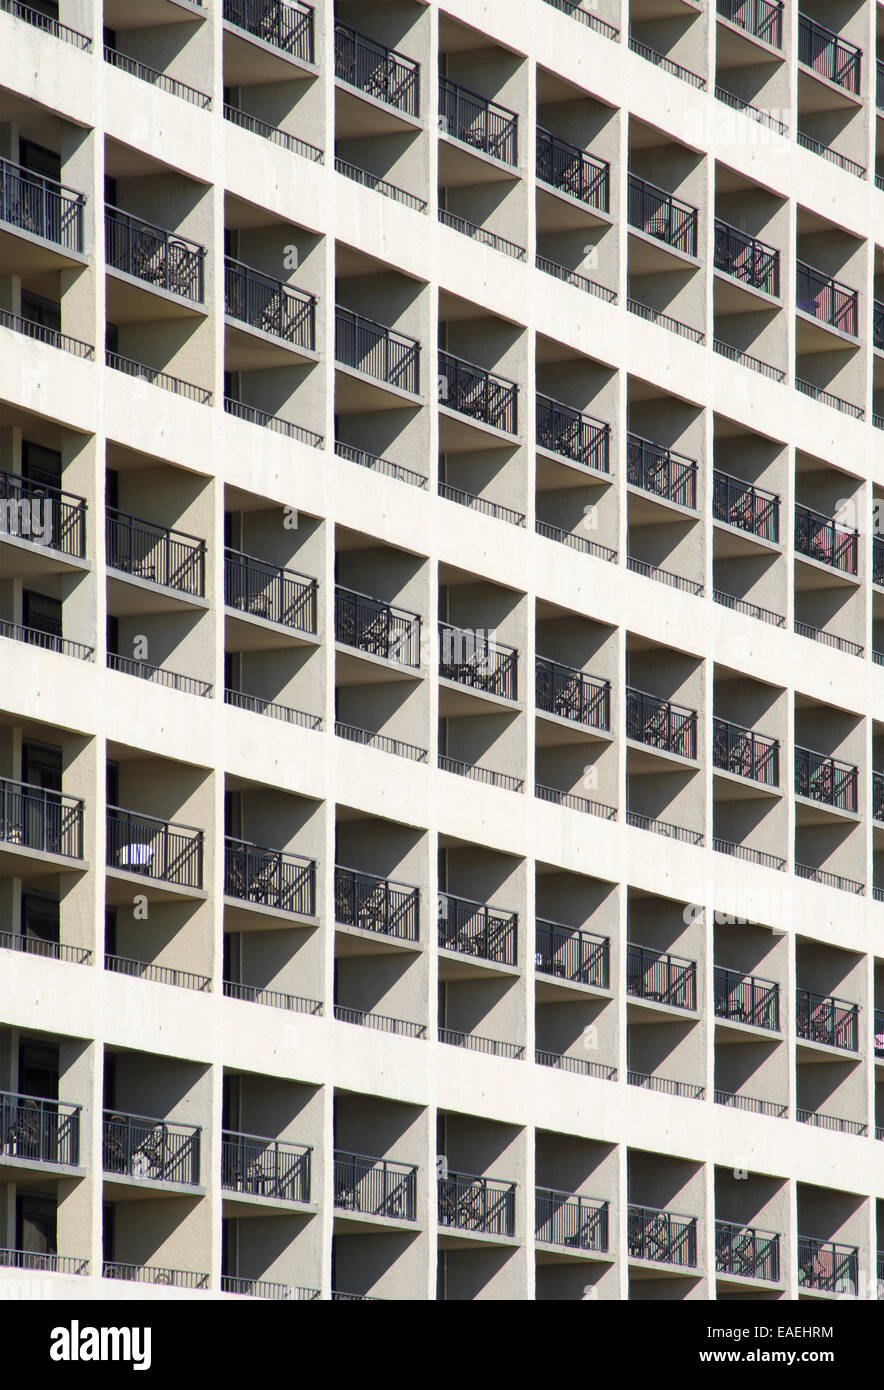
left=714, top=1164, right=786, bottom=1296
left=712, top=413, right=785, bottom=623
left=793, top=692, right=864, bottom=891
left=794, top=206, right=864, bottom=413
left=626, top=378, right=703, bottom=591
left=436, top=1110, right=520, bottom=1298
left=221, top=0, right=322, bottom=164
left=438, top=564, right=524, bottom=790
left=712, top=662, right=785, bottom=867
left=103, top=0, right=212, bottom=107
left=627, top=1148, right=702, bottom=1298
left=334, top=524, right=427, bottom=761
left=0, top=718, right=87, bottom=886
left=627, top=119, right=704, bottom=339
left=625, top=634, right=703, bottom=844
left=715, top=0, right=787, bottom=126
left=796, top=7, right=865, bottom=174
left=626, top=889, right=703, bottom=1102
left=793, top=450, right=862, bottom=652
left=629, top=0, right=706, bottom=83
left=795, top=1182, right=863, bottom=1298
left=334, top=806, right=423, bottom=971
left=534, top=1130, right=617, bottom=1300
left=795, top=937, right=865, bottom=1137
left=534, top=598, right=616, bottom=813
left=713, top=915, right=786, bottom=1118
left=534, top=865, right=617, bottom=1079
left=713, top=162, right=786, bottom=376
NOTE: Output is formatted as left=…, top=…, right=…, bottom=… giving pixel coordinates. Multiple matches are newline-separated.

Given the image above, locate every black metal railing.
left=796, top=260, right=858, bottom=336
left=223, top=103, right=323, bottom=163
left=334, top=22, right=418, bottom=115
left=438, top=619, right=518, bottom=699
left=712, top=717, right=779, bottom=786
left=337, top=156, right=426, bottom=212
left=103, top=1110, right=200, bottom=1185
left=336, top=722, right=427, bottom=764
left=536, top=1190, right=608, bottom=1250
left=106, top=350, right=210, bottom=404
left=105, top=206, right=204, bottom=302
left=104, top=1262, right=208, bottom=1289
left=627, top=433, right=697, bottom=509
left=107, top=653, right=211, bottom=698
left=796, top=987, right=859, bottom=1051
left=798, top=14, right=861, bottom=94
left=712, top=469, right=779, bottom=542
left=715, top=1221, right=780, bottom=1282
left=536, top=127, right=609, bottom=211
left=535, top=919, right=609, bottom=988
left=0, top=468, right=86, bottom=558
left=627, top=174, right=697, bottom=256
left=714, top=219, right=779, bottom=296
left=335, top=1005, right=426, bottom=1039
left=439, top=75, right=517, bottom=165
left=0, top=1248, right=88, bottom=1276
left=873, top=771, right=884, bottom=822
left=794, top=502, right=858, bottom=575
left=438, top=350, right=517, bottom=434
left=794, top=746, right=858, bottom=813
left=222, top=1130, right=311, bottom=1202
left=225, top=547, right=317, bottom=632
left=106, top=806, right=203, bottom=889
left=0, top=154, right=83, bottom=252
left=0, top=1090, right=80, bottom=1166
left=438, top=891, right=517, bottom=965
left=0, top=930, right=90, bottom=965
left=715, top=1090, right=787, bottom=1118
left=334, top=1150, right=417, bottom=1220
left=536, top=395, right=610, bottom=470
left=105, top=954, right=210, bottom=992
left=797, top=1236, right=858, bottom=1294
left=714, top=966, right=780, bottom=1030
left=438, top=1027, right=523, bottom=1059
left=335, top=306, right=419, bottom=393
left=106, top=508, right=205, bottom=595
left=536, top=656, right=609, bottom=729
left=0, top=776, right=83, bottom=859
left=438, top=481, right=524, bottom=527
left=223, top=0, right=314, bottom=62
left=224, top=980, right=322, bottom=1015
left=717, top=0, right=783, bottom=47
left=438, top=754, right=523, bottom=793
left=221, top=1277, right=319, bottom=1299
left=438, top=1170, right=516, bottom=1236
left=628, top=1205, right=697, bottom=1266
left=0, top=0, right=92, bottom=49
left=224, top=258, right=315, bottom=348
left=626, top=686, right=697, bottom=759
left=334, top=865, right=419, bottom=941
left=875, top=300, right=884, bottom=353
left=224, top=836, right=315, bottom=916
left=225, top=687, right=320, bottom=731
left=103, top=47, right=211, bottom=107
left=335, top=586, right=420, bottom=666
left=627, top=943, right=696, bottom=1010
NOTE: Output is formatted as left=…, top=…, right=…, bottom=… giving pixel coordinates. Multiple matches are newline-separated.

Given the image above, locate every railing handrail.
left=627, top=171, right=696, bottom=221
left=439, top=888, right=517, bottom=921
left=714, top=963, right=778, bottom=991
left=334, top=303, right=418, bottom=350
left=0, top=151, right=84, bottom=203
left=106, top=803, right=203, bottom=838
left=626, top=430, right=696, bottom=472
left=333, top=1146, right=416, bottom=1176
left=625, top=683, right=696, bottom=723
left=0, top=773, right=82, bottom=806
left=0, top=465, right=87, bottom=509
left=106, top=504, right=205, bottom=550
left=798, top=11, right=861, bottom=58
left=0, top=1088, right=81, bottom=1114
left=794, top=499, right=857, bottom=538
left=223, top=1127, right=312, bottom=1153
left=438, top=616, right=517, bottom=658
left=712, top=468, right=779, bottom=506
left=105, top=203, right=205, bottom=259
left=627, top=940, right=696, bottom=972
left=224, top=544, right=315, bottom=587
left=224, top=254, right=315, bottom=305
left=335, top=582, right=420, bottom=625
left=334, top=863, right=417, bottom=896
left=438, top=73, right=518, bottom=126
left=796, top=984, right=859, bottom=1013
left=438, top=347, right=518, bottom=396
left=103, top=1107, right=200, bottom=1135
left=224, top=833, right=314, bottom=867
left=794, top=743, right=857, bottom=777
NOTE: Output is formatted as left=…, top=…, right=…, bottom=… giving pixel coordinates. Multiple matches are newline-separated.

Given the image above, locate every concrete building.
left=0, top=0, right=884, bottom=1302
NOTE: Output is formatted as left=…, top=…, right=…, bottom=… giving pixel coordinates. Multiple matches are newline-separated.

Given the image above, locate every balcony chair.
left=2, top=1097, right=41, bottom=1159
left=116, top=842, right=154, bottom=874
left=440, top=1180, right=486, bottom=1230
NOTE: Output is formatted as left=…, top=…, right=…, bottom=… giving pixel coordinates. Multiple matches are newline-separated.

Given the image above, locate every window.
left=23, top=591, right=62, bottom=639
left=21, top=740, right=62, bottom=792
left=20, top=892, right=60, bottom=949
left=18, top=1040, right=59, bottom=1100
left=20, top=292, right=61, bottom=333
left=15, top=1194, right=57, bottom=1257
left=21, top=441, right=62, bottom=488
left=18, top=138, right=60, bottom=183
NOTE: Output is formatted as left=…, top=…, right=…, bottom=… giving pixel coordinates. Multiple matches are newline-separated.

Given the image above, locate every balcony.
left=716, top=0, right=783, bottom=49
left=627, top=174, right=698, bottom=257
left=712, top=470, right=779, bottom=542
left=222, top=0, right=314, bottom=62
left=224, top=257, right=316, bottom=354
left=438, top=891, right=517, bottom=965
left=714, top=220, right=779, bottom=297
left=438, top=1170, right=516, bottom=1237
left=628, top=1204, right=697, bottom=1267
left=794, top=747, right=858, bottom=814
left=536, top=395, right=610, bottom=472
left=334, top=865, right=419, bottom=942
left=535, top=919, right=610, bottom=988
left=712, top=717, right=779, bottom=786
left=874, top=771, right=884, bottom=822
left=221, top=1130, right=311, bottom=1202
left=0, top=155, right=84, bottom=257
left=794, top=503, right=858, bottom=575
left=798, top=14, right=861, bottom=95
left=535, top=1189, right=609, bottom=1251
left=107, top=508, right=205, bottom=597
left=224, top=836, right=315, bottom=916
left=104, top=1263, right=208, bottom=1290
left=874, top=537, right=884, bottom=586
left=334, top=23, right=419, bottom=116
left=0, top=469, right=86, bottom=561
left=0, top=776, right=83, bottom=860
left=796, top=261, right=858, bottom=338
left=536, top=127, right=609, bottom=213
left=335, top=306, right=419, bottom=396
left=715, top=1221, right=780, bottom=1282
left=625, top=686, right=698, bottom=760
left=713, top=966, right=779, bottom=1030
left=0, top=1248, right=88, bottom=1276
left=105, top=206, right=205, bottom=304
left=106, top=806, right=204, bottom=889
left=0, top=1090, right=80, bottom=1168
left=0, top=1, right=91, bottom=50
left=796, top=987, right=859, bottom=1051
left=627, top=943, right=697, bottom=1010
left=438, top=621, right=518, bottom=701
left=627, top=434, right=697, bottom=510
left=797, top=1236, right=858, bottom=1294
left=225, top=547, right=317, bottom=634
left=334, top=1150, right=417, bottom=1221
left=334, top=586, right=421, bottom=667
left=535, top=656, right=610, bottom=730
left=438, top=76, right=518, bottom=167
left=438, top=351, right=518, bottom=436
left=103, top=1110, right=200, bottom=1186
left=879, top=59, right=884, bottom=111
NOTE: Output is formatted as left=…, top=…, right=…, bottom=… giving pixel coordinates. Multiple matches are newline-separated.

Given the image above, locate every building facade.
left=0, top=0, right=883, bottom=1302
